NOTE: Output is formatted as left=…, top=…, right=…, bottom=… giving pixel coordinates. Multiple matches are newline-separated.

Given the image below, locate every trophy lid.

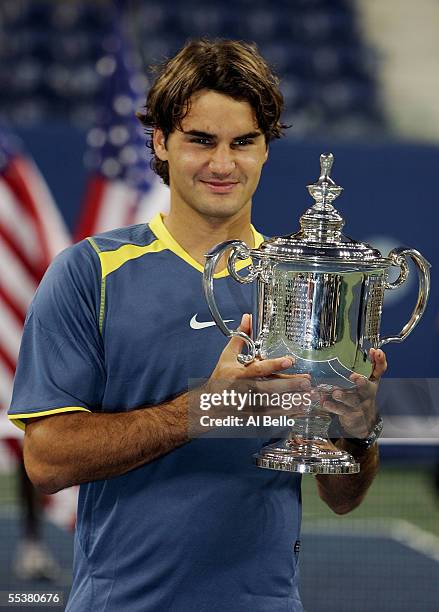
left=255, top=153, right=391, bottom=268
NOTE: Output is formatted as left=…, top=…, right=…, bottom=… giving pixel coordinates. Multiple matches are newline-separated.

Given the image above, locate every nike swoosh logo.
left=190, top=314, right=234, bottom=330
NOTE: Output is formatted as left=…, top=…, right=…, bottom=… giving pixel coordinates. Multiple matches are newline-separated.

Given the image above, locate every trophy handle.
left=379, top=247, right=431, bottom=347
left=203, top=240, right=258, bottom=364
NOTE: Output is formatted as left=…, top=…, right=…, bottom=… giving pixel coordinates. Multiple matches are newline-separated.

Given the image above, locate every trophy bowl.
left=203, top=153, right=430, bottom=474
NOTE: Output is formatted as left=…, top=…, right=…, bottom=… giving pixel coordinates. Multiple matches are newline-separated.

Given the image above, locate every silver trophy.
left=203, top=153, right=430, bottom=474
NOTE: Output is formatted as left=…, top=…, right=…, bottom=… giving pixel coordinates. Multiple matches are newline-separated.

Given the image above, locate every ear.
left=153, top=129, right=168, bottom=161
left=263, top=144, right=269, bottom=163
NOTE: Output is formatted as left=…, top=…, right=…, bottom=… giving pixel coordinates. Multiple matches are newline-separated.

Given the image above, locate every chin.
left=195, top=197, right=248, bottom=219
left=201, top=204, right=245, bottom=219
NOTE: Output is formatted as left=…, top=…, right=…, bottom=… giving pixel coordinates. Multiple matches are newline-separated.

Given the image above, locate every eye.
left=232, top=138, right=254, bottom=147
left=189, top=137, right=213, bottom=146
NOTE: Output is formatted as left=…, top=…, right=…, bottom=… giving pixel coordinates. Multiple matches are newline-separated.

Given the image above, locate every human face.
left=153, top=89, right=269, bottom=219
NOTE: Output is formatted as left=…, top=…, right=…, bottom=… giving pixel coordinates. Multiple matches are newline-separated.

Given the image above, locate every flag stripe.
left=0, top=221, right=40, bottom=280
left=0, top=145, right=71, bottom=436
left=75, top=175, right=107, bottom=241
left=0, top=284, right=26, bottom=327
left=2, top=159, right=51, bottom=266
left=135, top=181, right=170, bottom=224
left=0, top=298, right=25, bottom=363
left=15, top=157, right=71, bottom=257
left=0, top=358, right=14, bottom=415
left=94, top=180, right=139, bottom=234
left=0, top=179, right=42, bottom=266
left=0, top=239, right=39, bottom=312
left=0, top=345, right=16, bottom=377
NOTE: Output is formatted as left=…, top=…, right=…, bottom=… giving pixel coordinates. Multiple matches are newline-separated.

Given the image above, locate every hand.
left=316, top=348, right=387, bottom=439
left=207, top=314, right=312, bottom=413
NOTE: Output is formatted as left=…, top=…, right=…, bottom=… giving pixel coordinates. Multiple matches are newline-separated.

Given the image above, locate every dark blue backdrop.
left=18, top=125, right=438, bottom=379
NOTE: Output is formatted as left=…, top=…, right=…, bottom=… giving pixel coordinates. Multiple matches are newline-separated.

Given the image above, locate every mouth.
left=199, top=180, right=239, bottom=194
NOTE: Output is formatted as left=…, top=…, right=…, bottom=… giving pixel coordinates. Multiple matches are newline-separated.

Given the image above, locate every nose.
left=208, top=144, right=236, bottom=176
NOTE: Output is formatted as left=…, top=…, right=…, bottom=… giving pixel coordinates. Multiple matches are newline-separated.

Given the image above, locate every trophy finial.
left=307, top=151, right=343, bottom=209
left=320, top=153, right=334, bottom=181
left=301, top=152, right=345, bottom=241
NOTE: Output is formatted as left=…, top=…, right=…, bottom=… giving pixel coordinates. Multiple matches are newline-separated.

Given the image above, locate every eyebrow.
left=183, top=129, right=263, bottom=140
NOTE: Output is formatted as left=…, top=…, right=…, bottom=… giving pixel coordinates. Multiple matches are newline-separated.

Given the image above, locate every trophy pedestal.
left=253, top=435, right=359, bottom=474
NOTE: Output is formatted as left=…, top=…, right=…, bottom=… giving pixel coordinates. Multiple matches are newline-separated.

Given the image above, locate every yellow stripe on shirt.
left=8, top=406, right=92, bottom=431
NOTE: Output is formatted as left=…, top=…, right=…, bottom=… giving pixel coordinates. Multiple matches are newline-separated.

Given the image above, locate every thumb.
left=369, top=348, right=387, bottom=382
left=226, top=313, right=252, bottom=356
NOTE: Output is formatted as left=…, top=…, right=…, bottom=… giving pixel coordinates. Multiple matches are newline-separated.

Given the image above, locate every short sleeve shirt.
left=9, top=214, right=304, bottom=612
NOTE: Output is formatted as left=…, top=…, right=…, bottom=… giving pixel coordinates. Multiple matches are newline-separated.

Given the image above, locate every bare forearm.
left=24, top=394, right=190, bottom=494
left=315, top=441, right=379, bottom=514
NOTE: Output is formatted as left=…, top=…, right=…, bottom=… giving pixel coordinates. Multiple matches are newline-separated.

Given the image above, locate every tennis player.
left=9, top=39, right=386, bottom=612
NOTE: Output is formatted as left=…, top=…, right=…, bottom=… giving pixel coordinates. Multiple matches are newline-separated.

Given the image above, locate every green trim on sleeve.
left=87, top=237, right=106, bottom=335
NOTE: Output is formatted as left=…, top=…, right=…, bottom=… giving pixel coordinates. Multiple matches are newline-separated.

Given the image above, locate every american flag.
left=75, top=20, right=169, bottom=240
left=0, top=126, right=71, bottom=438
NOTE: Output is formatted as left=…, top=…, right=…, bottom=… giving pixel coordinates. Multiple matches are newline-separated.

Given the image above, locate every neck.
left=163, top=202, right=255, bottom=267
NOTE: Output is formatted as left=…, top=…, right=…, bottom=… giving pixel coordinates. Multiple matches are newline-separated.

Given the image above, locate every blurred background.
left=0, top=0, right=438, bottom=610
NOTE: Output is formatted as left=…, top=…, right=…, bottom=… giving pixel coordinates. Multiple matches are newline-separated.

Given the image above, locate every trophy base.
left=253, top=436, right=360, bottom=474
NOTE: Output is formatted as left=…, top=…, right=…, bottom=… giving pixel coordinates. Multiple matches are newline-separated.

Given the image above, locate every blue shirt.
left=9, top=213, right=304, bottom=611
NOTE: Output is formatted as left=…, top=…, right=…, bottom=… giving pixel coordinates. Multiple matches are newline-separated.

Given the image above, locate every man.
left=9, top=39, right=386, bottom=611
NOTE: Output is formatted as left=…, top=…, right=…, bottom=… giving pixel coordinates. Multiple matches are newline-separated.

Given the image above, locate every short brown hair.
left=137, top=38, right=287, bottom=185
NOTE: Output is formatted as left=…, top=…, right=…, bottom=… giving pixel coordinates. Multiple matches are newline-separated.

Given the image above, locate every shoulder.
left=40, top=239, right=100, bottom=292
left=87, top=223, right=156, bottom=254
left=31, top=239, right=103, bottom=322
left=85, top=222, right=166, bottom=283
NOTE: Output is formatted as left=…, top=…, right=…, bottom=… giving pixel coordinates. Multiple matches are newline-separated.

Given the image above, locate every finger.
left=321, top=401, right=367, bottom=434
left=255, top=375, right=312, bottom=394
left=350, top=373, right=368, bottom=386
left=248, top=313, right=253, bottom=339
left=268, top=373, right=312, bottom=393
left=237, top=312, right=251, bottom=335
left=331, top=388, right=362, bottom=409
left=320, top=400, right=349, bottom=418
left=271, top=372, right=311, bottom=381
left=262, top=401, right=307, bottom=418
left=369, top=348, right=387, bottom=382
left=242, top=355, right=294, bottom=379
left=341, top=374, right=375, bottom=403
left=226, top=314, right=252, bottom=356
